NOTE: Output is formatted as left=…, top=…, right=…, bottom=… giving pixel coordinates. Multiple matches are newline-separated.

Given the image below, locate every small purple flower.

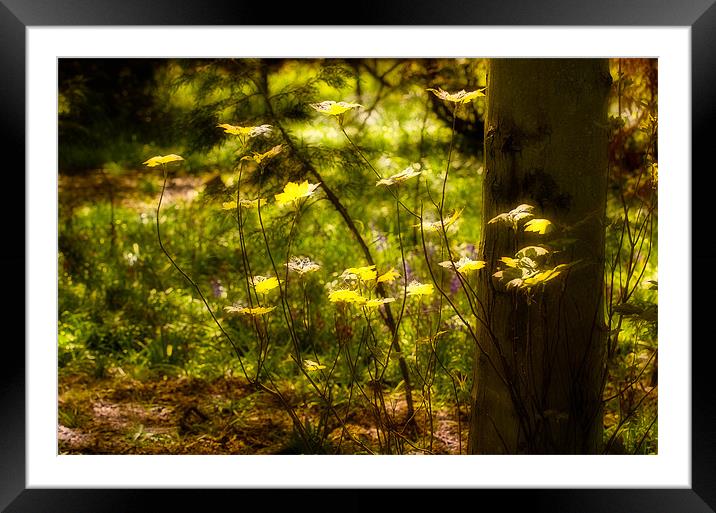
left=449, top=274, right=461, bottom=295
left=403, top=261, right=414, bottom=283
left=370, top=224, right=389, bottom=252
left=211, top=279, right=225, bottom=298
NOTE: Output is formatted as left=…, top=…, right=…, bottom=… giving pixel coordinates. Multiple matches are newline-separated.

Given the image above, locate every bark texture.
left=469, top=59, right=611, bottom=454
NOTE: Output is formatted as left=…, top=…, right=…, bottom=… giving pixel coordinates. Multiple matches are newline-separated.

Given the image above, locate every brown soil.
left=58, top=372, right=469, bottom=455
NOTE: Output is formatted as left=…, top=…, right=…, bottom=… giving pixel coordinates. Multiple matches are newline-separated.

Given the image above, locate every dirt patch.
left=58, top=373, right=469, bottom=455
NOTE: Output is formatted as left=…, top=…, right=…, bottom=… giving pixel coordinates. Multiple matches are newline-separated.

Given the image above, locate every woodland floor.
left=58, top=372, right=468, bottom=455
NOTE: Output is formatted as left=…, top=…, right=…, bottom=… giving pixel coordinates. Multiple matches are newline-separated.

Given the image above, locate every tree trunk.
left=469, top=59, right=611, bottom=454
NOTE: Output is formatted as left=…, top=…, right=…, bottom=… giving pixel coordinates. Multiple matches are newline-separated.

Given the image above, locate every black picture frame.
left=4, top=1, right=712, bottom=511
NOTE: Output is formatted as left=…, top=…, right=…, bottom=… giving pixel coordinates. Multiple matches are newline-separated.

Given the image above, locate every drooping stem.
left=261, top=94, right=416, bottom=424
left=155, top=166, right=249, bottom=380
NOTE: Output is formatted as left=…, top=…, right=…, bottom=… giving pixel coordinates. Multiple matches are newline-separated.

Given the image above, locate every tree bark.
left=469, top=59, right=611, bottom=454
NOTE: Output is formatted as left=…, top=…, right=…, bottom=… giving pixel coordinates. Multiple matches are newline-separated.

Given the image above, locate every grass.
left=58, top=163, right=657, bottom=455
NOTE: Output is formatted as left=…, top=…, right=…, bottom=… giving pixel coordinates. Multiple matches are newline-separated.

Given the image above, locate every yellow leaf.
left=364, top=297, right=396, bottom=308
left=343, top=265, right=377, bottom=281
left=523, top=269, right=561, bottom=287
left=239, top=198, right=267, bottom=209
left=241, top=144, right=283, bottom=165
left=222, top=199, right=266, bottom=210
left=303, top=359, right=326, bottom=372
left=377, top=268, right=400, bottom=283
left=407, top=281, right=434, bottom=297
left=218, top=123, right=272, bottom=138
left=224, top=305, right=276, bottom=316
left=310, top=100, right=363, bottom=116
left=457, top=258, right=486, bottom=273
left=427, top=87, right=486, bottom=104
left=500, top=257, right=520, bottom=268
left=143, top=154, right=184, bottom=167
left=275, top=180, right=321, bottom=206
left=252, top=276, right=279, bottom=294
left=376, top=166, right=422, bottom=186
left=440, top=257, right=486, bottom=274
left=328, top=289, right=366, bottom=304
left=419, top=208, right=464, bottom=231
left=524, top=219, right=554, bottom=235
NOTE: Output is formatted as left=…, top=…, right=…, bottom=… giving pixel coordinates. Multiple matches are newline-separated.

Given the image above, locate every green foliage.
left=58, top=58, right=657, bottom=455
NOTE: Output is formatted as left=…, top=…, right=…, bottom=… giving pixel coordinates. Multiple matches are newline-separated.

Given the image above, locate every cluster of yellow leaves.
left=275, top=180, right=321, bottom=206
left=327, top=288, right=396, bottom=308
left=427, top=87, right=486, bottom=104
left=376, top=166, right=422, bottom=187
left=143, top=154, right=184, bottom=167
left=493, top=242, right=576, bottom=290
left=439, top=256, right=486, bottom=274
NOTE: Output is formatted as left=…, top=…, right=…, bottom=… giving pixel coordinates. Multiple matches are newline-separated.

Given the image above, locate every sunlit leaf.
left=239, top=198, right=268, bottom=209
left=377, top=268, right=400, bottom=283
left=143, top=154, right=184, bottom=167
left=241, top=144, right=283, bottom=165
left=328, top=289, right=366, bottom=304
left=522, top=269, right=561, bottom=287
left=222, top=198, right=267, bottom=210
left=439, top=257, right=486, bottom=274
left=500, top=257, right=520, bottom=268
left=252, top=276, right=279, bottom=294
left=419, top=208, right=464, bottom=232
left=218, top=123, right=272, bottom=138
left=224, top=305, right=276, bottom=316
left=310, top=100, right=363, bottom=116
left=376, top=165, right=422, bottom=186
left=524, top=218, right=554, bottom=235
left=364, top=297, right=396, bottom=308
left=406, top=281, right=434, bottom=297
left=342, top=265, right=377, bottom=282
left=275, top=180, right=321, bottom=206
left=427, top=87, right=486, bottom=104
left=303, top=359, right=326, bottom=372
